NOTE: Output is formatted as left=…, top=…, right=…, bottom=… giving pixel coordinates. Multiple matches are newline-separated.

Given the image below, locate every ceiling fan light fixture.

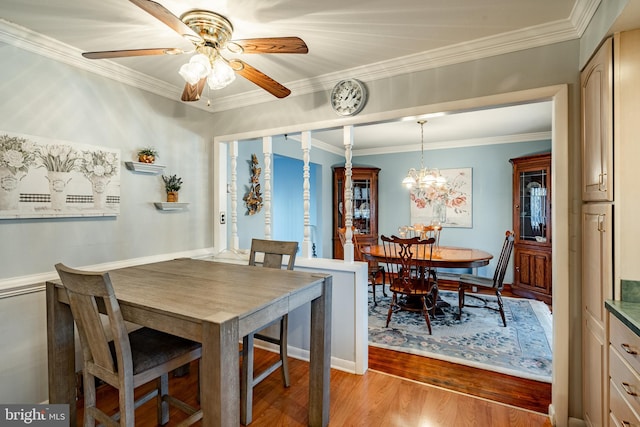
left=207, top=58, right=236, bottom=90
left=178, top=53, right=211, bottom=85
left=81, top=2, right=305, bottom=101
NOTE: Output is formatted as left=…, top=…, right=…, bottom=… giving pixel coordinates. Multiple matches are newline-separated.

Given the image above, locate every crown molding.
left=0, top=1, right=595, bottom=113
left=352, top=131, right=553, bottom=157
left=205, top=10, right=589, bottom=112
left=0, top=18, right=188, bottom=105
left=286, top=134, right=345, bottom=156
left=570, top=0, right=602, bottom=36
left=287, top=130, right=552, bottom=157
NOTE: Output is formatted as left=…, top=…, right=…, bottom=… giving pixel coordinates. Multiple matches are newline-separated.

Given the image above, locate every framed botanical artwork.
left=0, top=131, right=120, bottom=219
left=409, top=167, right=472, bottom=228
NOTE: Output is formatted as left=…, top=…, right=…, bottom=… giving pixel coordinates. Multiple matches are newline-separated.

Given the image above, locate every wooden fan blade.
left=228, top=37, right=308, bottom=54
left=82, top=48, right=184, bottom=59
left=231, top=60, right=291, bottom=98
left=181, top=78, right=207, bottom=102
left=129, top=0, right=203, bottom=43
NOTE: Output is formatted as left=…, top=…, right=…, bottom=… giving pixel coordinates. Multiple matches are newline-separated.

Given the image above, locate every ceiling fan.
left=82, top=0, right=308, bottom=102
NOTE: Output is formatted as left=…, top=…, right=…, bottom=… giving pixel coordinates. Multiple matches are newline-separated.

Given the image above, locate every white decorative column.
left=343, top=126, right=355, bottom=263
left=301, top=131, right=313, bottom=258
left=263, top=136, right=273, bottom=240
left=230, top=140, right=239, bottom=251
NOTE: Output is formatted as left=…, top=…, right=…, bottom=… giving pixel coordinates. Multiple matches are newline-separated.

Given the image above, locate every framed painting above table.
left=409, top=167, right=472, bottom=228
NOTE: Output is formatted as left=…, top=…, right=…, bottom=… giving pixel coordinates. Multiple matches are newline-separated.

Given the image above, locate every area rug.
left=368, top=290, right=553, bottom=382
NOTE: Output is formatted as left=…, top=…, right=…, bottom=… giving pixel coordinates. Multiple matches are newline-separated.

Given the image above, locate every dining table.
left=46, top=258, right=332, bottom=427
left=361, top=244, right=493, bottom=312
left=361, top=244, right=494, bottom=270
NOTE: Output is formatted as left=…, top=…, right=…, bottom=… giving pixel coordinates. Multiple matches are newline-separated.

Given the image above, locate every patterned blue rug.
left=368, top=290, right=553, bottom=382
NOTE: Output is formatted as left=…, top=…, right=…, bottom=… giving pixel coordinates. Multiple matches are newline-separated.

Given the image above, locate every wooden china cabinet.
left=332, top=166, right=380, bottom=259
left=510, top=153, right=552, bottom=304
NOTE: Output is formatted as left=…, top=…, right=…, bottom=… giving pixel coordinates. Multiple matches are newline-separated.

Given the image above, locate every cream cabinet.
left=609, top=315, right=640, bottom=426
left=582, top=28, right=640, bottom=427
left=582, top=203, right=612, bottom=427
left=581, top=35, right=615, bottom=426
left=581, top=37, right=613, bottom=202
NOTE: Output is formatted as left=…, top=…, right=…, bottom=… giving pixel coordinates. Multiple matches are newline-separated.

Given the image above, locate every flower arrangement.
left=0, top=134, right=38, bottom=175
left=162, top=174, right=183, bottom=192
left=37, top=144, right=81, bottom=172
left=80, top=150, right=118, bottom=179
left=137, top=148, right=158, bottom=164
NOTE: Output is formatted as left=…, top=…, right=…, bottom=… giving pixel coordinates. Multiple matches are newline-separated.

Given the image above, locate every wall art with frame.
left=0, top=131, right=120, bottom=219
left=409, top=167, right=472, bottom=228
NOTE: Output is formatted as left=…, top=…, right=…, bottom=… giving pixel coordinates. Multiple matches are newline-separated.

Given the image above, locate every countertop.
left=606, top=299, right=640, bottom=337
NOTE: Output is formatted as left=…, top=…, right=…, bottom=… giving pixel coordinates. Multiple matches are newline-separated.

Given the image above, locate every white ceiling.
left=0, top=0, right=597, bottom=150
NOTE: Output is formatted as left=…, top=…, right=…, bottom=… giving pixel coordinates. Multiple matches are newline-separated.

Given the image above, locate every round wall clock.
left=330, top=79, right=368, bottom=116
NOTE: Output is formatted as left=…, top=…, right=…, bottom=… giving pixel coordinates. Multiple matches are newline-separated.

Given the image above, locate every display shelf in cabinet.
left=125, top=161, right=166, bottom=174
left=332, top=166, right=380, bottom=259
left=154, top=202, right=189, bottom=211
left=510, top=152, right=552, bottom=303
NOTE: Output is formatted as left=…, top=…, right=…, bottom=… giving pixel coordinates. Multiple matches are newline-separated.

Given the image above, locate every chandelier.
left=402, top=120, right=446, bottom=190
left=178, top=46, right=236, bottom=90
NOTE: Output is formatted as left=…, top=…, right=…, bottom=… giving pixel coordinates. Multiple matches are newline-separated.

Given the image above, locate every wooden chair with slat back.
left=381, top=235, right=438, bottom=334
left=242, top=238, right=298, bottom=425
left=457, top=230, right=515, bottom=326
left=338, top=227, right=386, bottom=305
left=54, top=263, right=202, bottom=427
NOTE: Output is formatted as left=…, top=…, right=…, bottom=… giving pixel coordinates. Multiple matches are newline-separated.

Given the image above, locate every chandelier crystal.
left=402, top=120, right=446, bottom=190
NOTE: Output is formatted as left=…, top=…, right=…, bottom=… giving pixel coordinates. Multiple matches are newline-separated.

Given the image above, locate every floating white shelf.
left=125, top=161, right=165, bottom=174
left=154, top=202, right=189, bottom=211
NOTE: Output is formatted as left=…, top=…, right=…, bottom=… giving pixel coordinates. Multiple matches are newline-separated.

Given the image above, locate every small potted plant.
left=162, top=174, right=183, bottom=202
left=137, top=148, right=158, bottom=164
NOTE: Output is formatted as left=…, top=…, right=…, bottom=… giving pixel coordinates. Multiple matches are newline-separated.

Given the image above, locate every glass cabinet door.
left=518, top=169, right=548, bottom=242
left=352, top=179, right=372, bottom=234
left=336, top=178, right=372, bottom=234
left=333, top=166, right=380, bottom=259
left=510, top=153, right=552, bottom=246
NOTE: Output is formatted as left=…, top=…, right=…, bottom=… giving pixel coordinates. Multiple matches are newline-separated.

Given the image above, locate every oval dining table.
left=361, top=244, right=494, bottom=313
left=361, top=244, right=494, bottom=270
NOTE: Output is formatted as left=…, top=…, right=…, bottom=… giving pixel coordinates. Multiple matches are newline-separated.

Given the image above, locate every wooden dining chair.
left=457, top=230, right=515, bottom=326
left=381, top=235, right=438, bottom=334
left=54, top=263, right=202, bottom=427
left=338, top=226, right=386, bottom=305
left=243, top=238, right=298, bottom=425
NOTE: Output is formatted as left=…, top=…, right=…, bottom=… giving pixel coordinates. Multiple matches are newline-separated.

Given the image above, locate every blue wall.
left=229, top=136, right=342, bottom=255
left=272, top=154, right=320, bottom=255
left=355, top=139, right=551, bottom=280
left=228, top=137, right=551, bottom=282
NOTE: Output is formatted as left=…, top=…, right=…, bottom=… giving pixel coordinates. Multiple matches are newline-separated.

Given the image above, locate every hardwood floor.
left=76, top=282, right=552, bottom=426
left=367, top=281, right=552, bottom=415
left=77, top=350, right=551, bottom=426
left=369, top=347, right=551, bottom=414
